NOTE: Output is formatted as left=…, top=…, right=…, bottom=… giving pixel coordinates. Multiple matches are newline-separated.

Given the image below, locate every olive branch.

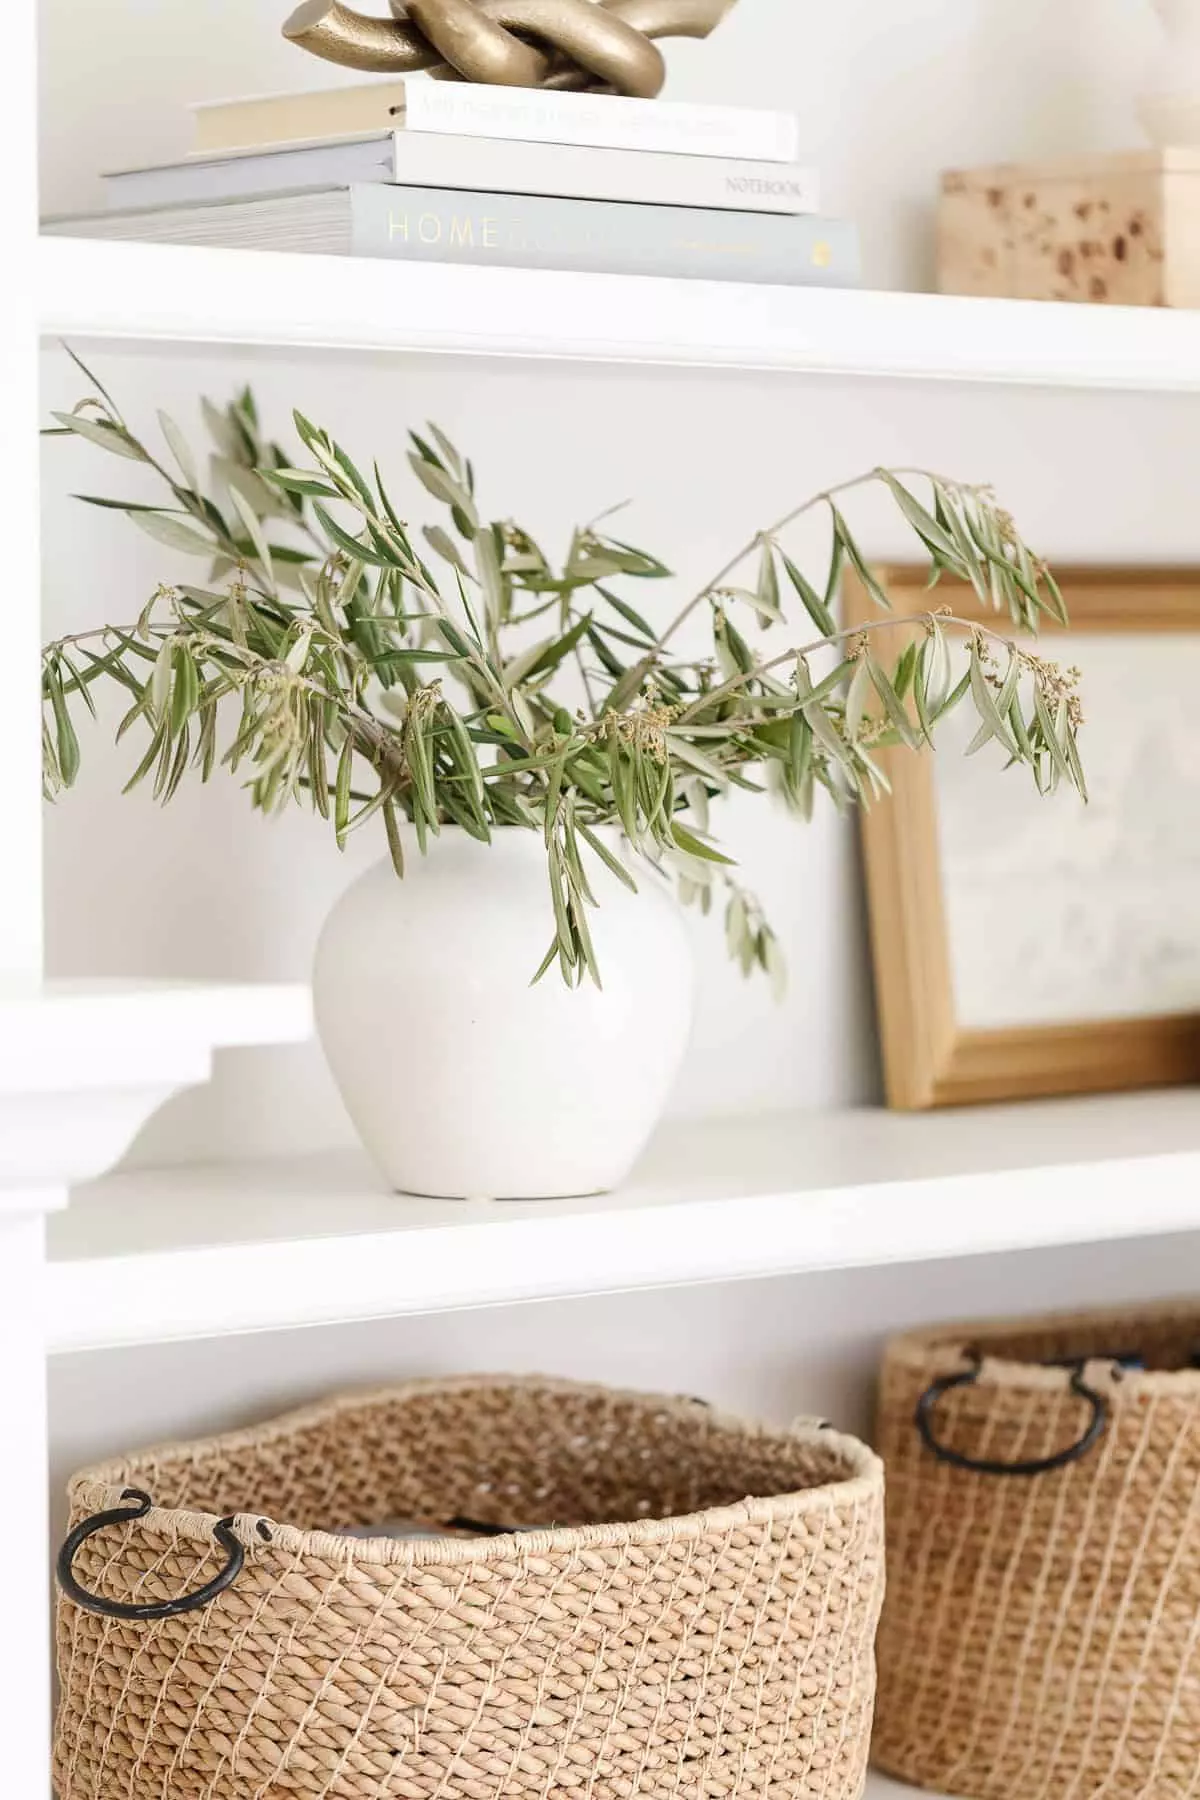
left=42, top=350, right=1084, bottom=991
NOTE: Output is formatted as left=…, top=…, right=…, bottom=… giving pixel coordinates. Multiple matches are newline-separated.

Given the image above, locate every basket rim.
left=886, top=1296, right=1200, bottom=1393
left=66, top=1373, right=884, bottom=1568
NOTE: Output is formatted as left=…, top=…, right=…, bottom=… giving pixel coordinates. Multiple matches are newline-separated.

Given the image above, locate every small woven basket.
left=873, top=1301, right=1200, bottom=1800
left=55, top=1375, right=884, bottom=1800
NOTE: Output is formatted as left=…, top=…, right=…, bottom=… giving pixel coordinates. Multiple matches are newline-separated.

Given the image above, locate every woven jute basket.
left=873, top=1301, right=1200, bottom=1800
left=55, top=1375, right=885, bottom=1800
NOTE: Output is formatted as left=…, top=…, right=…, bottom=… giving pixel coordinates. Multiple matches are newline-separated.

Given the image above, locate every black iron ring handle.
left=915, top=1361, right=1108, bottom=1477
left=57, top=1488, right=247, bottom=1620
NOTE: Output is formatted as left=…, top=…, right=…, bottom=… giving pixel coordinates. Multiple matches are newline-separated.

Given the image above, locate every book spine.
left=191, top=81, right=411, bottom=155
left=105, top=136, right=819, bottom=217
left=386, top=137, right=820, bottom=215
left=400, top=81, right=799, bottom=164
left=104, top=141, right=393, bottom=210
left=349, top=185, right=858, bottom=286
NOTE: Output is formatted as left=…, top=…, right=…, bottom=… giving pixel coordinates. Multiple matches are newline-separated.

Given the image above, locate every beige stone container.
left=938, top=149, right=1200, bottom=307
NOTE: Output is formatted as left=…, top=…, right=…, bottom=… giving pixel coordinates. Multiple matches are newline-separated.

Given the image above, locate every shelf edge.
left=47, top=1145, right=1200, bottom=1353
left=38, top=237, right=1200, bottom=392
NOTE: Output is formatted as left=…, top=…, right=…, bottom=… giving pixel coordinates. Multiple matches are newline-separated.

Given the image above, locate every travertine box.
left=939, top=149, right=1200, bottom=307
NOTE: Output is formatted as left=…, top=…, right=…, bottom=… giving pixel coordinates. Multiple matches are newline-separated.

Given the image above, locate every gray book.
left=104, top=132, right=820, bottom=218
left=46, top=184, right=860, bottom=288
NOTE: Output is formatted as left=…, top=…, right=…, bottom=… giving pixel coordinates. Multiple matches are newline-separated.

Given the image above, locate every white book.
left=104, top=132, right=818, bottom=216
left=401, top=81, right=799, bottom=163
left=191, top=79, right=798, bottom=165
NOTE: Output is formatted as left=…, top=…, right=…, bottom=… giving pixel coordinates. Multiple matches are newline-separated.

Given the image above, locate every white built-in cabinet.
left=10, top=11, right=1200, bottom=1795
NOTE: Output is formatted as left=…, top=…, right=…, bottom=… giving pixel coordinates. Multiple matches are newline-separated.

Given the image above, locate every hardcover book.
left=192, top=78, right=799, bottom=164
left=105, top=132, right=820, bottom=218
left=193, top=80, right=413, bottom=154
left=46, top=186, right=858, bottom=287
left=395, top=81, right=800, bottom=162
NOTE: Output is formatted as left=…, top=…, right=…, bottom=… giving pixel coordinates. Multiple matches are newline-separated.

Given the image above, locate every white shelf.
left=0, top=979, right=311, bottom=1193
left=37, top=234, right=1200, bottom=391
left=0, top=977, right=311, bottom=1064
left=46, top=1087, right=1200, bottom=1352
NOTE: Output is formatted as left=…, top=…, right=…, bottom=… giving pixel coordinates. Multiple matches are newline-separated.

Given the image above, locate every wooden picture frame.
left=846, top=565, right=1200, bottom=1109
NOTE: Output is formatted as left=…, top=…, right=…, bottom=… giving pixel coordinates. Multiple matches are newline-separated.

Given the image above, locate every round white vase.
left=314, top=827, right=694, bottom=1199
left=1141, top=0, right=1200, bottom=143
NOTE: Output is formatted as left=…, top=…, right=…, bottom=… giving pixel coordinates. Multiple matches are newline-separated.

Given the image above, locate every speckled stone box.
left=938, top=149, right=1200, bottom=307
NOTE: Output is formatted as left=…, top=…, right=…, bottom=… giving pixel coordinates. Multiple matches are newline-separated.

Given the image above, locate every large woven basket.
left=55, top=1375, right=885, bottom=1800
left=873, top=1301, right=1200, bottom=1800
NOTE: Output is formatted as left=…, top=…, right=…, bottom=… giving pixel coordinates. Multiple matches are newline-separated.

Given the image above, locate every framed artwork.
left=847, top=565, right=1200, bottom=1108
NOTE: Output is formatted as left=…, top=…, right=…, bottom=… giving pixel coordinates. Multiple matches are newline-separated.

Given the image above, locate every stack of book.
left=44, top=78, right=858, bottom=288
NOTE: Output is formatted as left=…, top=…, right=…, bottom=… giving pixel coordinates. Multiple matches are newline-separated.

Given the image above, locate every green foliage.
left=43, top=355, right=1084, bottom=990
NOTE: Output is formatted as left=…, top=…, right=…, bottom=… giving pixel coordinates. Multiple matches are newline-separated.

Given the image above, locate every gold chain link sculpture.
left=283, top=0, right=736, bottom=97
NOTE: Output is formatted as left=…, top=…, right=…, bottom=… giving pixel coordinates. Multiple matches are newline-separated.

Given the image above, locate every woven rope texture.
left=874, top=1302, right=1200, bottom=1800
left=56, top=1375, right=884, bottom=1799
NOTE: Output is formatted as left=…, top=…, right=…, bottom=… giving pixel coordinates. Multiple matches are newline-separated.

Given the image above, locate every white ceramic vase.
left=1141, top=0, right=1200, bottom=143
left=314, top=827, right=694, bottom=1199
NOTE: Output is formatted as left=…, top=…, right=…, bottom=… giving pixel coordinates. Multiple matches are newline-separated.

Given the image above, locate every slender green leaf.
left=867, top=652, right=921, bottom=749
left=670, top=820, right=736, bottom=864
left=313, top=502, right=394, bottom=568
left=845, top=657, right=872, bottom=741
left=158, top=412, right=199, bottom=491
left=780, top=549, right=836, bottom=636
left=408, top=453, right=479, bottom=530
left=227, top=484, right=274, bottom=586
left=1034, top=684, right=1073, bottom=782
left=424, top=524, right=470, bottom=573
left=382, top=794, right=406, bottom=874
left=123, top=720, right=168, bottom=793
left=334, top=735, right=354, bottom=844
left=52, top=412, right=146, bottom=461
left=578, top=822, right=638, bottom=893
left=967, top=642, right=1018, bottom=755
left=46, top=666, right=81, bottom=786
left=169, top=643, right=199, bottom=735
left=265, top=468, right=340, bottom=499
left=877, top=471, right=964, bottom=565
left=754, top=539, right=783, bottom=624
left=831, top=508, right=890, bottom=610
left=128, top=511, right=216, bottom=556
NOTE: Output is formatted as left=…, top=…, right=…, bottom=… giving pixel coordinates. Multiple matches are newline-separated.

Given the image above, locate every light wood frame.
left=847, top=565, right=1200, bottom=1109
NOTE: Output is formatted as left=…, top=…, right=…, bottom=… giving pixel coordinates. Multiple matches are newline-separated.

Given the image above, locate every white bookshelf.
left=15, top=39, right=1200, bottom=1789
left=39, top=234, right=1200, bottom=390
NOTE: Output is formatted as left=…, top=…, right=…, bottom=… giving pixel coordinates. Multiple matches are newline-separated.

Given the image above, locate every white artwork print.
left=933, top=633, right=1200, bottom=1029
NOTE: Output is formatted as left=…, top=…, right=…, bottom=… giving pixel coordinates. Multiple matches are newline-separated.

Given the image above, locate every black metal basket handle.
left=915, top=1358, right=1108, bottom=1477
left=57, top=1488, right=265, bottom=1620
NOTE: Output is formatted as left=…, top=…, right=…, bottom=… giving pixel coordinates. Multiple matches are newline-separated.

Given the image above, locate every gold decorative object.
left=282, top=0, right=736, bottom=97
